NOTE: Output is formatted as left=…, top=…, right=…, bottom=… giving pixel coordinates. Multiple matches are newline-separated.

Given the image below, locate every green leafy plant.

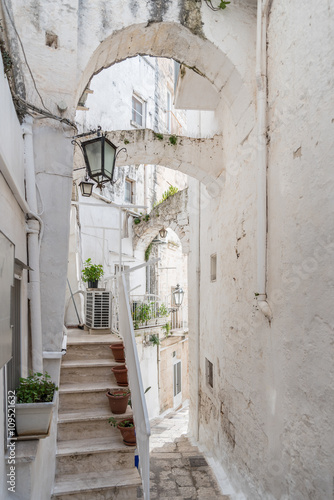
left=132, top=302, right=154, bottom=325
left=218, top=1, right=230, bottom=8
left=81, top=258, right=104, bottom=283
left=144, top=214, right=150, bottom=222
left=204, top=0, right=230, bottom=10
left=154, top=132, right=164, bottom=140
left=16, top=372, right=58, bottom=403
left=133, top=217, right=141, bottom=224
left=108, top=417, right=134, bottom=428
left=162, top=322, right=171, bottom=337
left=169, top=135, right=177, bottom=145
left=150, top=334, right=161, bottom=346
left=153, top=186, right=179, bottom=208
left=158, top=303, right=169, bottom=317
left=145, top=242, right=153, bottom=262
left=124, top=139, right=129, bottom=145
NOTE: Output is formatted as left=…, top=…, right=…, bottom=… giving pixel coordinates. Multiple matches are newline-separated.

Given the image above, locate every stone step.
left=57, top=407, right=133, bottom=441
left=60, top=358, right=120, bottom=385
left=58, top=382, right=128, bottom=411
left=56, top=435, right=135, bottom=476
left=64, top=341, right=121, bottom=362
left=52, top=469, right=141, bottom=499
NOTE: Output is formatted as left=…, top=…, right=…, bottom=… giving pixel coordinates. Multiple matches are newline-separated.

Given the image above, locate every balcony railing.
left=130, top=294, right=187, bottom=333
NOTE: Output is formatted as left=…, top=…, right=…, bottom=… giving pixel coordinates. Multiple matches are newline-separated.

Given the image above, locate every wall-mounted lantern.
left=79, top=177, right=94, bottom=197
left=159, top=227, right=168, bottom=239
left=173, top=284, right=184, bottom=307
left=72, top=126, right=126, bottom=193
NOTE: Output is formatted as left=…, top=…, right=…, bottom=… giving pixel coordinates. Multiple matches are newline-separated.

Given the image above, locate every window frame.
left=210, top=253, right=217, bottom=282
left=205, top=358, right=214, bottom=389
left=131, top=94, right=145, bottom=128
left=124, top=178, right=135, bottom=204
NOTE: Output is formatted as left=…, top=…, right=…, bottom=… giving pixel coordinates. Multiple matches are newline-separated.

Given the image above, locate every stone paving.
left=137, top=405, right=231, bottom=499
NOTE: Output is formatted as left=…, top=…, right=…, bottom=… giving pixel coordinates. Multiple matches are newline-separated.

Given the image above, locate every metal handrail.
left=118, top=274, right=150, bottom=499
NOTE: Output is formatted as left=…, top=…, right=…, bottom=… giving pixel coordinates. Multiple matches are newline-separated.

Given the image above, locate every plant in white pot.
left=15, top=372, right=58, bottom=437
left=82, top=258, right=104, bottom=288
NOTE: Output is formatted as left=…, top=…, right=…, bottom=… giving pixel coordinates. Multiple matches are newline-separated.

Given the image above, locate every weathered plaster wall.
left=32, top=122, right=73, bottom=351
left=188, top=3, right=334, bottom=500
left=136, top=337, right=160, bottom=419
left=159, top=337, right=189, bottom=413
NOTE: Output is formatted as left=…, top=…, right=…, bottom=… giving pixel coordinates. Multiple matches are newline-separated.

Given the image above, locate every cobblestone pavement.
left=137, top=405, right=231, bottom=499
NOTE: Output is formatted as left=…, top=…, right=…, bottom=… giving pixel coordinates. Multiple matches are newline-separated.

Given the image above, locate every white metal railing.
left=130, top=294, right=187, bottom=333
left=118, top=274, right=150, bottom=499
left=130, top=294, right=169, bottom=330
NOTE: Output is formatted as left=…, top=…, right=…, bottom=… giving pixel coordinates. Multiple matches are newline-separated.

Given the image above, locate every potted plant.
left=109, top=417, right=136, bottom=446
left=111, top=364, right=128, bottom=386
left=109, top=342, right=125, bottom=363
left=106, top=389, right=130, bottom=414
left=15, top=372, right=58, bottom=437
left=81, top=258, right=104, bottom=288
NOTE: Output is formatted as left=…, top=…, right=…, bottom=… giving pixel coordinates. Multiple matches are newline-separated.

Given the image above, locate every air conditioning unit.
left=85, top=290, right=111, bottom=329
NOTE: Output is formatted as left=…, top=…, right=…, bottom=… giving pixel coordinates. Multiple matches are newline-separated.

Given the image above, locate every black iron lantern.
left=72, top=126, right=126, bottom=190
left=173, top=284, right=184, bottom=307
left=81, top=135, right=117, bottom=188
left=79, top=177, right=94, bottom=197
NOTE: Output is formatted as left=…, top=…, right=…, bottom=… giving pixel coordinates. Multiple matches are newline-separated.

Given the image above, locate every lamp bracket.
left=71, top=125, right=102, bottom=142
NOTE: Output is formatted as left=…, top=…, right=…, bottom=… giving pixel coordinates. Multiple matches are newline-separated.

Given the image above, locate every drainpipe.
left=256, top=0, right=273, bottom=321
left=22, top=116, right=44, bottom=372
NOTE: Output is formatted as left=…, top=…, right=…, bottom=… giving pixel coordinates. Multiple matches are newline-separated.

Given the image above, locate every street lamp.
left=173, top=284, right=184, bottom=307
left=79, top=176, right=94, bottom=197
left=159, top=227, right=168, bottom=238
left=72, top=126, right=126, bottom=191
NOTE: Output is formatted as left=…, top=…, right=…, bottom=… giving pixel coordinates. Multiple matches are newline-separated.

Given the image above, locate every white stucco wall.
left=2, top=1, right=333, bottom=498
left=187, top=3, right=334, bottom=500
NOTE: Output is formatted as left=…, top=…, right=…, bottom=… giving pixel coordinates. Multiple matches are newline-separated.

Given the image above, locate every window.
left=125, top=179, right=135, bottom=204
left=166, top=90, right=171, bottom=132
left=210, top=253, right=217, bottom=282
left=206, top=358, right=213, bottom=389
left=132, top=95, right=145, bottom=127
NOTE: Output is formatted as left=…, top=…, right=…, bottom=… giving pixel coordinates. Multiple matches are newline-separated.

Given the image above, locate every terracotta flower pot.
left=111, top=365, right=128, bottom=387
left=109, top=343, right=125, bottom=363
left=118, top=418, right=136, bottom=446
left=106, top=390, right=129, bottom=414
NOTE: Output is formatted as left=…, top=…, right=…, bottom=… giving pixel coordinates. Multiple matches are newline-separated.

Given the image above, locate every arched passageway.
left=133, top=188, right=190, bottom=254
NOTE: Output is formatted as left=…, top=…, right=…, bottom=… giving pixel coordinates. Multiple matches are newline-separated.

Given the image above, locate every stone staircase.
left=52, top=330, right=141, bottom=500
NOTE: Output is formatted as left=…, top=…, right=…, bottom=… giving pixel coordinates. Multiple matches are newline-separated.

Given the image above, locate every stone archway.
left=132, top=188, right=190, bottom=254
left=101, top=129, right=225, bottom=194
left=7, top=3, right=255, bottom=144
left=77, top=21, right=253, bottom=144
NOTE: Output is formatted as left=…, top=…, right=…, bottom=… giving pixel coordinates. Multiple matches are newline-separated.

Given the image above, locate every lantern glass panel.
left=79, top=181, right=93, bottom=197
left=173, top=285, right=184, bottom=306
left=84, top=140, right=102, bottom=177
left=104, top=139, right=116, bottom=180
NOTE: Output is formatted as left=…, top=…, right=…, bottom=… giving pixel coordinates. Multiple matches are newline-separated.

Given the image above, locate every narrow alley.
left=139, top=405, right=232, bottom=500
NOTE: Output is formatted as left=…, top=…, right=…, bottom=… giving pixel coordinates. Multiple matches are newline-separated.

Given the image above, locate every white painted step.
left=56, top=436, right=135, bottom=475
left=57, top=407, right=132, bottom=441
left=52, top=469, right=141, bottom=499
left=64, top=342, right=115, bottom=361
left=58, top=382, right=124, bottom=411
left=60, top=358, right=120, bottom=385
